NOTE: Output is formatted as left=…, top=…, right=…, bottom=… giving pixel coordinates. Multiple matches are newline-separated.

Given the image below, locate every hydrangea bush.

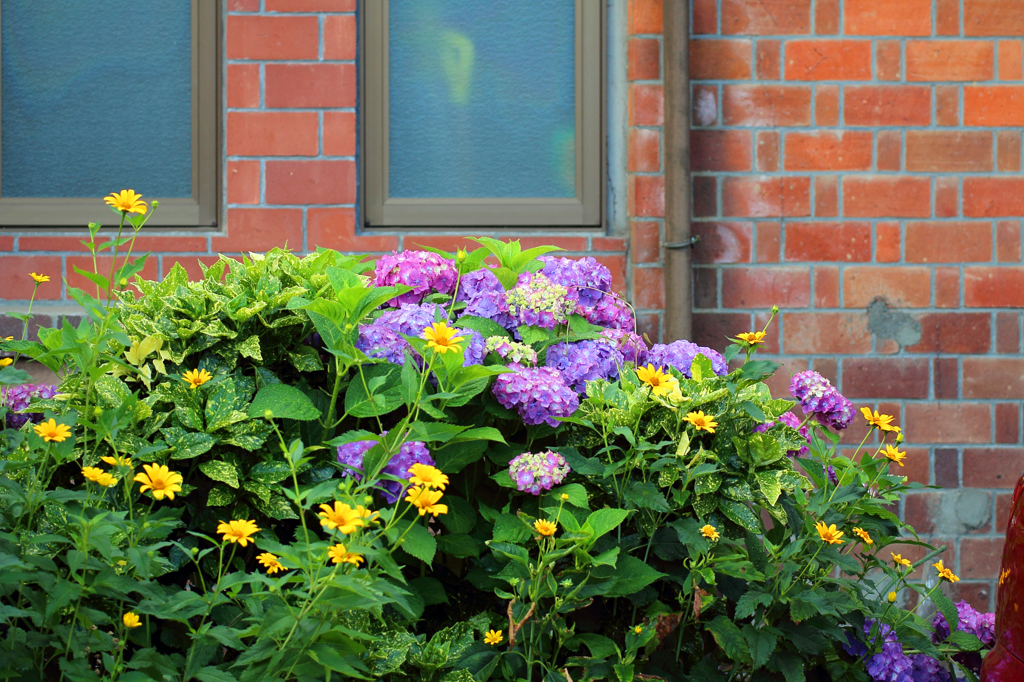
left=0, top=206, right=993, bottom=681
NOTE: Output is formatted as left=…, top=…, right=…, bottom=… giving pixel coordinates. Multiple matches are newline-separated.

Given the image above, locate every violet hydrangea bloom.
left=506, top=273, right=577, bottom=330
left=545, top=340, right=624, bottom=393
left=753, top=411, right=810, bottom=457
left=538, top=255, right=612, bottom=308
left=375, top=250, right=458, bottom=306
left=457, top=328, right=486, bottom=366
left=2, top=383, right=57, bottom=429
left=508, top=450, right=570, bottom=495
left=492, top=365, right=579, bottom=427
left=790, top=370, right=855, bottom=430
left=455, top=269, right=516, bottom=329
left=647, top=340, right=728, bottom=378
left=355, top=324, right=408, bottom=364
left=932, top=600, right=996, bottom=648
left=485, top=337, right=538, bottom=365
left=376, top=302, right=448, bottom=336
left=600, top=328, right=648, bottom=364
left=584, top=293, right=635, bottom=331
left=337, top=436, right=434, bottom=503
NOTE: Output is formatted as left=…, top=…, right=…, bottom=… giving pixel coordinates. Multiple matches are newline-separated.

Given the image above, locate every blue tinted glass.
left=1, top=0, right=192, bottom=198
left=389, top=0, right=576, bottom=199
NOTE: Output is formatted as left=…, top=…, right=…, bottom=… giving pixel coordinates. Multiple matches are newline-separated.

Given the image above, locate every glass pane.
left=388, top=0, right=576, bottom=199
left=1, top=0, right=192, bottom=198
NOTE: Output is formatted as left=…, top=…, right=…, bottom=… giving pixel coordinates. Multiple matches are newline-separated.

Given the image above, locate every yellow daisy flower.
left=81, top=466, right=105, bottom=483
left=133, top=464, right=184, bottom=500
left=34, top=419, right=71, bottom=443
left=860, top=407, right=899, bottom=432
left=328, top=543, right=364, bottom=566
left=534, top=519, right=557, bottom=537
left=888, top=592, right=897, bottom=603
left=852, top=527, right=874, bottom=545
left=105, top=189, right=148, bottom=215
left=256, top=552, right=286, bottom=575
left=814, top=521, right=844, bottom=545
left=891, top=552, right=912, bottom=568
left=700, top=524, right=720, bottom=541
left=736, top=331, right=766, bottom=346
left=122, top=612, right=142, bottom=628
left=408, top=463, right=449, bottom=490
left=484, top=629, right=503, bottom=646
left=317, top=501, right=365, bottom=534
left=216, top=519, right=260, bottom=547
left=636, top=364, right=674, bottom=396
left=882, top=444, right=906, bottom=467
left=29, top=273, right=50, bottom=283
left=0, top=358, right=12, bottom=368
left=933, top=560, right=959, bottom=583
left=422, top=321, right=464, bottom=354
left=181, top=368, right=212, bottom=389
left=96, top=472, right=119, bottom=488
left=101, top=454, right=133, bottom=468
left=404, top=486, right=448, bottom=516
left=684, top=411, right=718, bottom=433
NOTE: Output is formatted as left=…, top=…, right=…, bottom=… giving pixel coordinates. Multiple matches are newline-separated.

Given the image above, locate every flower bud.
left=191, top=547, right=199, bottom=555
left=456, top=248, right=467, bottom=263
left=771, top=305, right=779, bottom=315
left=152, top=200, right=159, bottom=208
left=888, top=591, right=897, bottom=603
left=364, top=495, right=374, bottom=506
left=264, top=409, right=274, bottom=420
left=93, top=407, right=104, bottom=417
left=119, top=278, right=128, bottom=286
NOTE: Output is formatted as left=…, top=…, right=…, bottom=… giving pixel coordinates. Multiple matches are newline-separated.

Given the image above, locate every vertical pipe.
left=662, top=0, right=692, bottom=342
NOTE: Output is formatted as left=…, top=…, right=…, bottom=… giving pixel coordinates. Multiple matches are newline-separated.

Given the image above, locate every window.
left=0, top=0, right=219, bottom=227
left=362, top=0, right=603, bottom=227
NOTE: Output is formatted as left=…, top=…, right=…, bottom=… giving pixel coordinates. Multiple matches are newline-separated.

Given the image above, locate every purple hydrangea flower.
left=458, top=328, right=487, bottom=366
left=790, top=370, right=855, bottom=430
left=647, top=340, right=728, bottom=378
left=375, top=251, right=458, bottom=306
left=908, top=655, right=953, bottom=682
left=356, top=303, right=450, bottom=365
left=492, top=365, right=579, bottom=427
left=826, top=465, right=839, bottom=486
left=866, top=641, right=914, bottom=682
left=336, top=435, right=434, bottom=503
left=456, top=268, right=505, bottom=301
left=600, top=328, right=648, bottom=365
left=356, top=324, right=408, bottom=364
left=376, top=302, right=448, bottom=336
left=754, top=411, right=811, bottom=457
left=456, top=269, right=516, bottom=329
left=584, top=294, right=635, bottom=331
left=545, top=340, right=624, bottom=393
left=506, top=273, right=577, bottom=330
left=485, top=337, right=538, bottom=365
left=932, top=600, right=996, bottom=648
left=538, top=255, right=612, bottom=308
left=2, top=383, right=57, bottom=429
left=508, top=450, right=570, bottom=495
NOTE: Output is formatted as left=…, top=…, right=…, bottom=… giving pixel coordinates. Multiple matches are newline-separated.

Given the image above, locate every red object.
left=981, top=470, right=1024, bottom=680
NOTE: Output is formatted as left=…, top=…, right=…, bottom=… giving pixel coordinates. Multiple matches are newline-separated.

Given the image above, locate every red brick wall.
left=685, top=0, right=1024, bottom=609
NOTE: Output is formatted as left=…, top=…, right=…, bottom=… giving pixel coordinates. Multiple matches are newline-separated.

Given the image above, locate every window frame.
left=0, top=0, right=220, bottom=228
left=362, top=0, right=604, bottom=228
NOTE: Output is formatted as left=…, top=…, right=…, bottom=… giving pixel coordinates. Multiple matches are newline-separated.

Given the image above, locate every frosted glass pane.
left=1, top=0, right=192, bottom=198
left=389, top=0, right=576, bottom=199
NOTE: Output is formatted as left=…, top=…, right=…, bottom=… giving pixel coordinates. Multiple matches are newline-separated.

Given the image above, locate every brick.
left=844, top=86, right=932, bottom=126
left=692, top=222, right=753, bottom=263
left=227, top=161, right=260, bottom=205
left=784, top=40, right=872, bottom=81
left=809, top=178, right=840, bottom=223
left=965, top=267, right=1024, bottom=306
left=844, top=266, right=932, bottom=308
left=228, top=0, right=259, bottom=10
left=693, top=0, right=718, bottom=34
left=721, top=0, right=811, bottom=34
left=964, top=449, right=1024, bottom=487
left=845, top=0, right=931, bottom=35
left=816, top=85, right=839, bottom=126
left=721, top=176, right=811, bottom=217
left=905, top=492, right=939, bottom=533
left=307, top=209, right=396, bottom=252
left=323, top=112, right=356, bottom=157
left=813, top=266, right=840, bottom=307
left=877, top=41, right=902, bottom=81
left=692, top=313, right=751, bottom=350
left=935, top=267, right=961, bottom=307
left=66, top=256, right=159, bottom=297
left=693, top=176, right=718, bottom=217
left=265, top=160, right=356, bottom=205
left=757, top=222, right=781, bottom=263
left=935, top=357, right=960, bottom=399
left=998, top=220, right=1023, bottom=262
left=265, top=64, right=356, bottom=108
left=227, top=112, right=319, bottom=157
left=0, top=236, right=11, bottom=252
left=784, top=222, right=871, bottom=262
left=964, top=178, right=1024, bottom=217
left=630, top=84, right=664, bottom=125
left=876, top=222, right=901, bottom=263
left=783, top=312, right=872, bottom=353
left=690, top=40, right=752, bottom=80
left=905, top=132, right=993, bottom=173
left=783, top=131, right=872, bottom=171
left=1000, top=40, right=1024, bottom=80
left=632, top=175, right=665, bottom=218
left=634, top=267, right=665, bottom=309
left=960, top=538, right=1004, bottom=580
left=816, top=0, right=839, bottom=33
left=843, top=358, right=930, bottom=399
left=226, top=16, right=318, bottom=60
left=592, top=237, right=627, bottom=252
left=964, top=359, right=1024, bottom=398
left=964, top=0, right=1024, bottom=36
left=265, top=0, right=355, bottom=10
left=722, top=267, right=810, bottom=308
left=0, top=257, right=63, bottom=300
left=935, top=1, right=962, bottom=35
left=693, top=86, right=718, bottom=126
left=843, top=177, right=931, bottom=218
left=964, top=87, right=1024, bottom=126
left=691, top=130, right=753, bottom=172
left=936, top=86, right=961, bottom=127
left=751, top=40, right=779, bottom=83
left=632, top=222, right=661, bottom=264
left=323, top=14, right=357, bottom=60
left=629, top=0, right=663, bottom=34
left=636, top=313, right=661, bottom=343
left=629, top=128, right=661, bottom=173
left=694, top=269, right=718, bottom=309
left=877, top=131, right=901, bottom=171
left=909, top=313, right=992, bottom=354
left=597, top=255, right=628, bottom=297
left=998, top=492, right=1015, bottom=532
left=227, top=64, right=260, bottom=108
left=905, top=222, right=993, bottom=263
left=213, top=209, right=303, bottom=253
left=628, top=38, right=661, bottom=81
left=997, top=312, right=1021, bottom=352
left=907, top=403, right=992, bottom=444
left=906, top=41, right=994, bottom=82
left=998, top=403, right=1021, bottom=444
left=722, top=85, right=812, bottom=126
left=756, top=132, right=780, bottom=172
left=999, top=133, right=1023, bottom=173
left=935, top=177, right=960, bottom=218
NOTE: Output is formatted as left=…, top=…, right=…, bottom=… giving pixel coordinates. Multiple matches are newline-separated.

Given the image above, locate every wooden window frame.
left=0, top=0, right=220, bottom=228
left=362, top=0, right=604, bottom=228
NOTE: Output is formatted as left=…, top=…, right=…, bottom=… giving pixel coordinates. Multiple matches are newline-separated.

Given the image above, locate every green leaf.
left=719, top=500, right=760, bottom=533
left=492, top=513, right=532, bottom=543
left=771, top=652, right=805, bottom=682
left=745, top=532, right=770, bottom=574
left=162, top=427, right=216, bottom=460
left=436, top=534, right=480, bottom=558
left=248, top=384, right=321, bottom=421
left=207, top=486, right=236, bottom=507
left=948, top=630, right=983, bottom=652
left=691, top=354, right=715, bottom=382
left=743, top=625, right=777, bottom=670
left=549, top=483, right=589, bottom=509
left=439, top=495, right=477, bottom=534
left=195, top=667, right=239, bottom=682
left=583, top=508, right=631, bottom=544
left=625, top=481, right=671, bottom=513
left=345, top=364, right=403, bottom=418
left=605, top=555, right=665, bottom=597
left=708, top=615, right=751, bottom=664
left=755, top=470, right=783, bottom=506
left=236, top=336, right=262, bottom=362
left=735, top=590, right=773, bottom=620
left=0, top=366, right=32, bottom=385
left=200, top=461, right=239, bottom=489
left=456, top=315, right=512, bottom=340
left=932, top=590, right=959, bottom=635
left=398, top=522, right=436, bottom=564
